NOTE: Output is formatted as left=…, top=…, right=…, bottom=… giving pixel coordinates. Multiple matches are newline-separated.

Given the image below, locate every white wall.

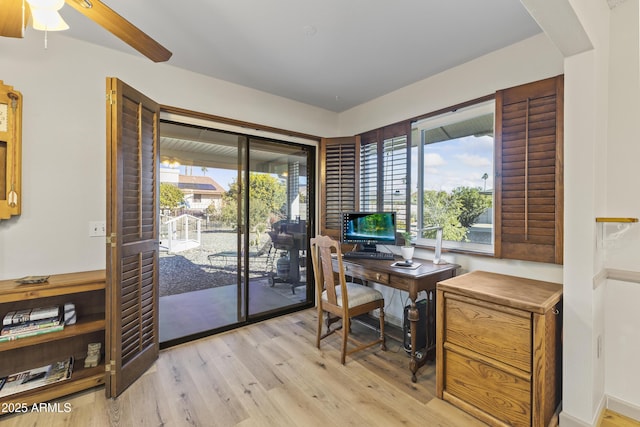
left=563, top=45, right=607, bottom=427
left=602, top=0, right=640, bottom=418
left=605, top=279, right=640, bottom=415
left=606, top=0, right=640, bottom=268
left=0, top=34, right=337, bottom=279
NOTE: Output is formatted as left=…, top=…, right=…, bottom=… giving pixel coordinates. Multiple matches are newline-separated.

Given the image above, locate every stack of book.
left=0, top=305, right=64, bottom=342
left=0, top=357, right=74, bottom=397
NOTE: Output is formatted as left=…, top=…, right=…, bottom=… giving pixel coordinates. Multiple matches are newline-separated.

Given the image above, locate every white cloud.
left=425, top=153, right=445, bottom=167
left=455, top=153, right=491, bottom=167
left=425, top=167, right=439, bottom=175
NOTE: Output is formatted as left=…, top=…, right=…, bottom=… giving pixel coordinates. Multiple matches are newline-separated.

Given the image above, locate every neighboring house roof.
left=177, top=175, right=226, bottom=196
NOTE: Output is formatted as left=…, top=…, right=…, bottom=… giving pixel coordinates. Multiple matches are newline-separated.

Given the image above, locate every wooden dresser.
left=436, top=271, right=562, bottom=427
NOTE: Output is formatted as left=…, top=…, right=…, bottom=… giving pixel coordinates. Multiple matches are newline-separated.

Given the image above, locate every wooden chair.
left=309, top=235, right=386, bottom=364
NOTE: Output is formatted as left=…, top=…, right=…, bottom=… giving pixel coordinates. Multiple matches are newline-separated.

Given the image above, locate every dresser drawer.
left=342, top=261, right=390, bottom=285
left=444, top=348, right=531, bottom=427
left=444, top=293, right=532, bottom=372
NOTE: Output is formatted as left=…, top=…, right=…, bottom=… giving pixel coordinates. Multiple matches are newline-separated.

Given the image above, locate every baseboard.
left=559, top=410, right=595, bottom=427
left=606, top=395, right=640, bottom=423
left=559, top=396, right=605, bottom=427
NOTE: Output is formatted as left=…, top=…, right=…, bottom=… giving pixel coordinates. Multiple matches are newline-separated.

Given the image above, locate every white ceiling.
left=55, top=0, right=542, bottom=112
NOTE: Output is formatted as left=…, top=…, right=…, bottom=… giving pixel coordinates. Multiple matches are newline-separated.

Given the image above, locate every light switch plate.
left=89, top=221, right=106, bottom=237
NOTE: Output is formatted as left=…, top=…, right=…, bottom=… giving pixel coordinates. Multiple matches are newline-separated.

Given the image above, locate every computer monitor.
left=341, top=211, right=397, bottom=252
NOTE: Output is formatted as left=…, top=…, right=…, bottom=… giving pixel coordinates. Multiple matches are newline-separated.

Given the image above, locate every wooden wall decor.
left=0, top=80, right=22, bottom=220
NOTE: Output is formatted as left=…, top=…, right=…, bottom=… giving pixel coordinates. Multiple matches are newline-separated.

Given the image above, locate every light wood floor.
left=2, top=308, right=488, bottom=427
left=4, top=308, right=639, bottom=426
left=601, top=410, right=640, bottom=427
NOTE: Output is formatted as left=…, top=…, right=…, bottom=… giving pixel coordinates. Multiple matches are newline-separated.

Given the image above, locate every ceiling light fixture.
left=161, top=159, right=181, bottom=168
left=27, top=0, right=69, bottom=31
left=25, top=0, right=69, bottom=48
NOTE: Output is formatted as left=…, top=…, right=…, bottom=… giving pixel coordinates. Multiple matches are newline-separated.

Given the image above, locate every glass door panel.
left=158, top=124, right=248, bottom=344
left=247, top=138, right=312, bottom=318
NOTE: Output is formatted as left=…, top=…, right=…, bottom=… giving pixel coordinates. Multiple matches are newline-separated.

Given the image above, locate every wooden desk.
left=333, top=256, right=459, bottom=382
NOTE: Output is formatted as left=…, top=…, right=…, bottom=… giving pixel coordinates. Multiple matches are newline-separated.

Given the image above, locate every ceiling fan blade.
left=65, top=0, right=172, bottom=62
left=0, top=0, right=29, bottom=38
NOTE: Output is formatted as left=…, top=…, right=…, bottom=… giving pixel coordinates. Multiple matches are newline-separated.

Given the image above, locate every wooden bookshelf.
left=0, top=270, right=106, bottom=408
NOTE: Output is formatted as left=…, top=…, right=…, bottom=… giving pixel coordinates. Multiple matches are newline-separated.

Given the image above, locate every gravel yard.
left=159, top=229, right=273, bottom=297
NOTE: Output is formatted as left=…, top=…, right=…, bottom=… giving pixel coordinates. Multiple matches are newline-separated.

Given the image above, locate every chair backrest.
left=309, top=235, right=348, bottom=309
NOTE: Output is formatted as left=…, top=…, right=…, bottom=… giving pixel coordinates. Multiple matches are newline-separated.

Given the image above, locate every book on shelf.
left=0, top=323, right=64, bottom=343
left=0, top=357, right=74, bottom=398
left=3, top=305, right=61, bottom=326
left=1, top=313, right=64, bottom=336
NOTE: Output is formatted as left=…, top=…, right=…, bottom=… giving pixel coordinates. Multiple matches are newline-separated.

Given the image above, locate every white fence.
left=160, top=214, right=202, bottom=253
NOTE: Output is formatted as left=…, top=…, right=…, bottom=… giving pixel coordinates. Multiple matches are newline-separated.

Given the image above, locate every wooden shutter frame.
left=319, top=136, right=360, bottom=239
left=106, top=77, right=160, bottom=397
left=495, top=75, right=564, bottom=264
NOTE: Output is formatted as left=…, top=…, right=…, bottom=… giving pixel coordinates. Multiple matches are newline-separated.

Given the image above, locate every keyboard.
left=343, top=251, right=395, bottom=260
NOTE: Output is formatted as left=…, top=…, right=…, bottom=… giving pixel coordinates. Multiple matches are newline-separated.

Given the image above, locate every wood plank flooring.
left=1, top=308, right=489, bottom=426
left=600, top=410, right=640, bottom=427
left=5, top=308, right=639, bottom=426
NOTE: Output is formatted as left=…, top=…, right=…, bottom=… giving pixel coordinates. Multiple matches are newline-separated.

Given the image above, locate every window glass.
left=359, top=142, right=378, bottom=212
left=359, top=135, right=409, bottom=229
left=411, top=100, right=495, bottom=253
left=382, top=136, right=408, bottom=229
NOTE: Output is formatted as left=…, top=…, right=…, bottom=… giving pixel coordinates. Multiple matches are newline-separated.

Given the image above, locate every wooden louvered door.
left=105, top=78, right=160, bottom=397
left=319, top=137, right=359, bottom=239
left=495, top=75, right=564, bottom=264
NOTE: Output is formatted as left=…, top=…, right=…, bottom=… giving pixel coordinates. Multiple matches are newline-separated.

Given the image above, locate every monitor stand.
left=359, top=243, right=377, bottom=253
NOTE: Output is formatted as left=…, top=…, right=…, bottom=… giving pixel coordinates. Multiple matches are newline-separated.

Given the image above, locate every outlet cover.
left=89, top=221, right=106, bottom=237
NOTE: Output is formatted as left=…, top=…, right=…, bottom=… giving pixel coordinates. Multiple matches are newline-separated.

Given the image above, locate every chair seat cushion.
left=322, top=282, right=383, bottom=308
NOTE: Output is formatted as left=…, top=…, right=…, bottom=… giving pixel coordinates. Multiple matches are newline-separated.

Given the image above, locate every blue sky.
left=412, top=135, right=494, bottom=193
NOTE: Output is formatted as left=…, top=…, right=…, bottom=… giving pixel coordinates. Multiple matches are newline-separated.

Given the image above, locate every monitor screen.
left=341, top=212, right=397, bottom=249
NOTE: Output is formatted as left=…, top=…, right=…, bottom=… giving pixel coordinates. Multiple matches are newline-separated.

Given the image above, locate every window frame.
left=412, top=99, right=496, bottom=255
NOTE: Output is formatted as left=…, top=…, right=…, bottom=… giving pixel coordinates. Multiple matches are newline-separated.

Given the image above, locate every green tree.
left=452, top=186, right=492, bottom=228
left=205, top=202, right=220, bottom=223
left=422, top=190, right=467, bottom=241
left=160, top=183, right=184, bottom=211
left=220, top=173, right=286, bottom=246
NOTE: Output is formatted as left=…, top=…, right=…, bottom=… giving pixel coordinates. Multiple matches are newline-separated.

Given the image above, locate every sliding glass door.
left=247, top=138, right=312, bottom=319
left=158, top=122, right=314, bottom=346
